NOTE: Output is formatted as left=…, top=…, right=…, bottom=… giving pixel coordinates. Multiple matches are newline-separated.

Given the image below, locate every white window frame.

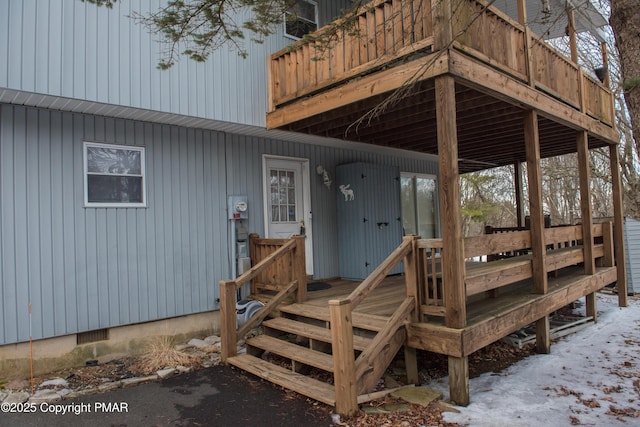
left=284, top=0, right=319, bottom=40
left=83, top=141, right=147, bottom=208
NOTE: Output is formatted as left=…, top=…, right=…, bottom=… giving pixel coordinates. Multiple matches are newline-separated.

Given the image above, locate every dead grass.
left=130, top=335, right=201, bottom=375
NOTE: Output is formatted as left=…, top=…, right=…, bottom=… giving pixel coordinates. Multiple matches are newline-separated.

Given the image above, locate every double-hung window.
left=284, top=0, right=318, bottom=39
left=83, top=142, right=146, bottom=208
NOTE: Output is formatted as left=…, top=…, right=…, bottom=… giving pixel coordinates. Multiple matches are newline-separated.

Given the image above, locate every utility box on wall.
left=336, top=162, right=403, bottom=280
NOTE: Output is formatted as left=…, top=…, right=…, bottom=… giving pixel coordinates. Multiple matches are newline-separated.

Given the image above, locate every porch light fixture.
left=316, top=165, right=332, bottom=188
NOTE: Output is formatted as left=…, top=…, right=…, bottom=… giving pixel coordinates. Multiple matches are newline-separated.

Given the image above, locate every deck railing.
left=530, top=38, right=582, bottom=108
left=419, top=223, right=615, bottom=321
left=268, top=0, right=614, bottom=126
left=452, top=0, right=528, bottom=79
left=583, top=73, right=614, bottom=126
left=269, top=0, right=435, bottom=109
left=219, top=235, right=306, bottom=362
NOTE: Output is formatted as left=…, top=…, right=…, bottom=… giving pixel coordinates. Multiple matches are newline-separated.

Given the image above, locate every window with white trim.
left=83, top=142, right=146, bottom=207
left=284, top=0, right=318, bottom=39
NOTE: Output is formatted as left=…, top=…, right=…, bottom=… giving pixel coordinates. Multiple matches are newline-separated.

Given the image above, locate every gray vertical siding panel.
left=2, top=0, right=315, bottom=127
left=0, top=0, right=8, bottom=87
left=6, top=1, right=22, bottom=92
left=34, top=0, right=50, bottom=94
left=62, top=115, right=79, bottom=334
left=625, top=218, right=640, bottom=293
left=20, top=1, right=37, bottom=91
left=12, top=107, right=30, bottom=341
left=39, top=110, right=55, bottom=337
left=0, top=106, right=15, bottom=343
left=47, top=2, right=62, bottom=96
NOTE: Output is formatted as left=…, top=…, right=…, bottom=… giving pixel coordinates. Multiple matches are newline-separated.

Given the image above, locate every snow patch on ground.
left=434, top=293, right=640, bottom=426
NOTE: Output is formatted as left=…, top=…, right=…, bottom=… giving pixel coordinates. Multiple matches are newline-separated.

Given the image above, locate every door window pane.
left=270, top=168, right=298, bottom=223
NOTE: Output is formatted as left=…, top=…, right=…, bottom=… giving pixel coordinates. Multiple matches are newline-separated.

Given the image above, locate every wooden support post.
left=432, top=0, right=453, bottom=50
left=514, top=162, right=525, bottom=228
left=603, top=221, right=615, bottom=268
left=436, top=75, right=466, bottom=330
left=448, top=356, right=469, bottom=406
left=609, top=144, right=628, bottom=306
left=601, top=42, right=611, bottom=88
left=404, top=346, right=420, bottom=385
left=330, top=299, right=358, bottom=417
left=436, top=73, right=468, bottom=406
left=403, top=235, right=419, bottom=385
left=524, top=111, right=547, bottom=295
left=249, top=233, right=260, bottom=295
left=524, top=110, right=549, bottom=353
left=219, top=280, right=238, bottom=362
left=535, top=314, right=551, bottom=354
left=577, top=132, right=595, bottom=274
left=568, top=9, right=586, bottom=112
left=293, top=235, right=307, bottom=303
left=403, top=235, right=420, bottom=321
left=577, top=131, right=597, bottom=321
left=568, top=9, right=578, bottom=63
left=602, top=42, right=616, bottom=132
left=517, top=0, right=535, bottom=87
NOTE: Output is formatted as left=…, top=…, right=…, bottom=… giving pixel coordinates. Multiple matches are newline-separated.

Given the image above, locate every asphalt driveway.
left=0, top=365, right=334, bottom=426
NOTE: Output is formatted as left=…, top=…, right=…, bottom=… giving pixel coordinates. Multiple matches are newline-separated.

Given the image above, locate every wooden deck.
left=220, top=222, right=624, bottom=415
left=255, top=264, right=616, bottom=358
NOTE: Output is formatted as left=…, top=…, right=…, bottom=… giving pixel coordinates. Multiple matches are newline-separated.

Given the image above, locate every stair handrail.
left=219, top=235, right=305, bottom=362
left=330, top=235, right=420, bottom=416
left=346, top=237, right=414, bottom=310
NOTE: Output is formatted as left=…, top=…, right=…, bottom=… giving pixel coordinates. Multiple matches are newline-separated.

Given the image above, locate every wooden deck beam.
left=448, top=50, right=618, bottom=143
left=407, top=267, right=617, bottom=358
left=266, top=51, right=448, bottom=129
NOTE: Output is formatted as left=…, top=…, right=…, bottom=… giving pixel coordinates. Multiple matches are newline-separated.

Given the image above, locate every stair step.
left=246, top=335, right=334, bottom=372
left=280, top=303, right=389, bottom=332
left=263, top=317, right=373, bottom=351
left=227, top=354, right=336, bottom=406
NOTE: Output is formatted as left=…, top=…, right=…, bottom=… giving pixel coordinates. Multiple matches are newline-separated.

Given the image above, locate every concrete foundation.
left=0, top=311, right=220, bottom=381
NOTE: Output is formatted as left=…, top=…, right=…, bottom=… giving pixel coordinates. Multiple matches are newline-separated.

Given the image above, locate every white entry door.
left=263, top=156, right=313, bottom=275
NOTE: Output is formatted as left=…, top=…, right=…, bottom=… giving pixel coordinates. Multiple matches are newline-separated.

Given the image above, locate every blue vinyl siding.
left=0, top=0, right=353, bottom=127
left=0, top=102, right=437, bottom=345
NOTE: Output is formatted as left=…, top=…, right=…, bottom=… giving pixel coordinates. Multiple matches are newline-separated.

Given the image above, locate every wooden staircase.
left=226, top=302, right=395, bottom=407
left=220, top=235, right=420, bottom=415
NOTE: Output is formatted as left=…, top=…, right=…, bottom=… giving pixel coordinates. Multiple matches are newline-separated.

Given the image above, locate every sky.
left=432, top=293, right=640, bottom=426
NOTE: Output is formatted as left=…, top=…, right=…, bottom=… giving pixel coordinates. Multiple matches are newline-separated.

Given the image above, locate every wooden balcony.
left=266, top=0, right=616, bottom=172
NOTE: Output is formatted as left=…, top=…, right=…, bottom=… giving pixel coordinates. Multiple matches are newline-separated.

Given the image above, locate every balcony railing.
left=268, top=0, right=614, bottom=127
